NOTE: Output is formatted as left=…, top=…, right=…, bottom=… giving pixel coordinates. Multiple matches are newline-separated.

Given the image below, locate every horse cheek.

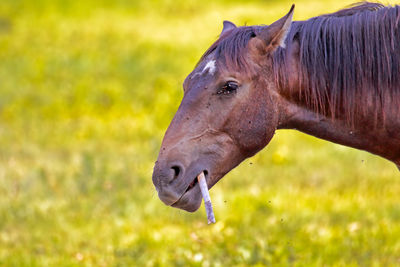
left=235, top=99, right=277, bottom=157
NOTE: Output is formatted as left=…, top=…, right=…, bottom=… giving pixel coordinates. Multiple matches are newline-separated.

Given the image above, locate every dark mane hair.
left=198, top=25, right=260, bottom=72
left=200, top=2, right=400, bottom=125
left=275, top=2, right=400, bottom=123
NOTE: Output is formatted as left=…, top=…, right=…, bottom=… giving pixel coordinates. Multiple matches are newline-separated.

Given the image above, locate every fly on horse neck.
left=153, top=2, right=400, bottom=212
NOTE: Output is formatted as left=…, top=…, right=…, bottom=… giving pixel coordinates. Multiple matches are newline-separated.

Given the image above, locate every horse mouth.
left=186, top=177, right=199, bottom=192
left=171, top=171, right=208, bottom=212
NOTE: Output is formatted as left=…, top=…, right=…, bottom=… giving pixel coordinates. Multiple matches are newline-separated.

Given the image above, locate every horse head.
left=152, top=6, right=295, bottom=212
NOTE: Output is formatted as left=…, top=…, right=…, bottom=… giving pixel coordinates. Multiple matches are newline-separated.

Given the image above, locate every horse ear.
left=251, top=4, right=295, bottom=54
left=221, top=20, right=237, bottom=35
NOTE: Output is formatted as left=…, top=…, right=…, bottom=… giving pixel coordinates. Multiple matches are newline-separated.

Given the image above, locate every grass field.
left=0, top=0, right=399, bottom=266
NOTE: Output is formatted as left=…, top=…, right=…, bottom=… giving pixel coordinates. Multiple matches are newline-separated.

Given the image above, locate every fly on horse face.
left=152, top=2, right=400, bottom=212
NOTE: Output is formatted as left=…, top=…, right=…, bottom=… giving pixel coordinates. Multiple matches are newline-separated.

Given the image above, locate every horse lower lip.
left=170, top=180, right=196, bottom=206
left=171, top=171, right=208, bottom=208
left=171, top=187, right=194, bottom=207
left=171, top=192, right=185, bottom=206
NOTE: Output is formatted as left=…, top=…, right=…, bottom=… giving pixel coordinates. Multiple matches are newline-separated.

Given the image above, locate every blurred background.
left=0, top=0, right=399, bottom=266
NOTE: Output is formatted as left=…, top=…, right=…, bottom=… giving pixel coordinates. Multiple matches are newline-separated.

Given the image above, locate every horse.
left=152, top=2, right=400, bottom=212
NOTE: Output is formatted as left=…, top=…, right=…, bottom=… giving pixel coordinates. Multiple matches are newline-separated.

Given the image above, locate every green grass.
left=0, top=0, right=399, bottom=266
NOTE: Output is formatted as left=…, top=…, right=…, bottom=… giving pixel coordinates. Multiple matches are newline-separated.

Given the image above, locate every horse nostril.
left=171, top=165, right=181, bottom=180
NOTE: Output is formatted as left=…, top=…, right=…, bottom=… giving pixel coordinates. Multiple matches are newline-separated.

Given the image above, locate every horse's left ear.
left=250, top=4, right=295, bottom=55
left=221, top=20, right=237, bottom=36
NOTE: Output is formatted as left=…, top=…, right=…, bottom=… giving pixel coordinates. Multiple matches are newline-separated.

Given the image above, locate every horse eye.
left=226, top=81, right=238, bottom=91
left=217, top=81, right=238, bottom=95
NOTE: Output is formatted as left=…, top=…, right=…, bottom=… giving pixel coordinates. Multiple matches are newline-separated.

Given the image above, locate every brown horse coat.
left=153, top=2, right=400, bottom=211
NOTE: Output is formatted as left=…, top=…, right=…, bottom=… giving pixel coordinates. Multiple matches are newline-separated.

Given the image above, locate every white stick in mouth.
left=197, top=172, right=216, bottom=224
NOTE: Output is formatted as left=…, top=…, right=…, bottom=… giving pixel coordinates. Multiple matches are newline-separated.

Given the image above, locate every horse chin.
left=171, top=182, right=203, bottom=212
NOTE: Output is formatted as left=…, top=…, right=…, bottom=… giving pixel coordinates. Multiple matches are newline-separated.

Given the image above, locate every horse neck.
left=275, top=86, right=400, bottom=166
left=276, top=97, right=362, bottom=148
left=270, top=22, right=400, bottom=166
left=272, top=44, right=399, bottom=164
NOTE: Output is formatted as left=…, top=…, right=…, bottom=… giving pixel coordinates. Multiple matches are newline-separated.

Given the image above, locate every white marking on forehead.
left=202, top=60, right=216, bottom=75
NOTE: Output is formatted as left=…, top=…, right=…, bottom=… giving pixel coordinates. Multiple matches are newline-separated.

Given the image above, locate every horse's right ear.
left=250, top=4, right=295, bottom=55
left=221, top=20, right=237, bottom=36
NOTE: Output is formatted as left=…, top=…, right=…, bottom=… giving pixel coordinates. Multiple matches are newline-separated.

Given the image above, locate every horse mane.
left=198, top=25, right=260, bottom=72
left=322, top=2, right=385, bottom=17
left=275, top=2, right=400, bottom=124
left=200, top=2, right=400, bottom=125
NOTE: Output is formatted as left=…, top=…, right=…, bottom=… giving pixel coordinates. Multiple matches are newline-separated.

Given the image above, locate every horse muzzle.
left=152, top=159, right=210, bottom=212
